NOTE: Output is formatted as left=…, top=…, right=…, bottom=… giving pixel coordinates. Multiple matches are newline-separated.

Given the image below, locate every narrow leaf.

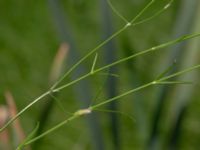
left=16, top=123, right=39, bottom=150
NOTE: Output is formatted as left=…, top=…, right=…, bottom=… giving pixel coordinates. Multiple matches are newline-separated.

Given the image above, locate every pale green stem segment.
left=157, top=64, right=200, bottom=82
left=23, top=64, right=200, bottom=145
left=90, top=53, right=98, bottom=74
left=156, top=81, right=193, bottom=85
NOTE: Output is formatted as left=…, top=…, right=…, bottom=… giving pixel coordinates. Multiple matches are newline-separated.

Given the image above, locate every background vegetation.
left=0, top=0, right=200, bottom=149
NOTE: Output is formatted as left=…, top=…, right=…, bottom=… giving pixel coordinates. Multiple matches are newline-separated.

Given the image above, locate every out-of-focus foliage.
left=0, top=0, right=200, bottom=149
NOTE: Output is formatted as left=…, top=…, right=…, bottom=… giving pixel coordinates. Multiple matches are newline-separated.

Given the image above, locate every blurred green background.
left=0, top=0, right=200, bottom=149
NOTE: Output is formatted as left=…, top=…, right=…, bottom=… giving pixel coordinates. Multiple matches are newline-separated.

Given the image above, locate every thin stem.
left=158, top=64, right=200, bottom=82
left=0, top=91, right=50, bottom=133
left=155, top=81, right=193, bottom=85
left=16, top=123, right=39, bottom=150
left=24, top=115, right=78, bottom=145
left=50, top=0, right=157, bottom=90
left=24, top=82, right=153, bottom=145
left=50, top=26, right=127, bottom=90
left=23, top=64, right=200, bottom=145
left=93, top=108, right=135, bottom=123
left=0, top=0, right=198, bottom=134
left=90, top=53, right=98, bottom=74
left=130, top=0, right=155, bottom=24
left=132, top=2, right=171, bottom=26
left=107, top=0, right=129, bottom=23
left=53, top=33, right=200, bottom=92
left=1, top=32, right=199, bottom=134
left=49, top=94, right=72, bottom=115
left=90, top=82, right=154, bottom=110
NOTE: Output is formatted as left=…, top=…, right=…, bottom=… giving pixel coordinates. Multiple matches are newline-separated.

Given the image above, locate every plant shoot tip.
left=74, top=108, right=92, bottom=116
left=152, top=81, right=157, bottom=84
left=125, top=22, right=131, bottom=28
left=164, top=3, right=171, bottom=9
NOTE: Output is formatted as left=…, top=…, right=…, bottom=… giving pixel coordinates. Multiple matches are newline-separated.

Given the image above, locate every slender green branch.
left=90, top=53, right=98, bottom=74
left=50, top=26, right=127, bottom=90
left=0, top=91, right=50, bottom=133
left=16, top=123, right=39, bottom=150
left=155, top=81, right=193, bottom=85
left=50, top=0, right=157, bottom=90
left=0, top=0, right=197, bottom=134
left=22, top=64, right=200, bottom=146
left=132, top=0, right=173, bottom=26
left=24, top=109, right=91, bottom=145
left=50, top=0, right=160, bottom=87
left=1, top=32, right=199, bottom=133
left=90, top=82, right=154, bottom=110
left=130, top=0, right=155, bottom=24
left=155, top=60, right=177, bottom=80
left=107, top=0, right=129, bottom=23
left=158, top=64, right=200, bottom=82
left=53, top=33, right=200, bottom=92
left=93, top=108, right=135, bottom=123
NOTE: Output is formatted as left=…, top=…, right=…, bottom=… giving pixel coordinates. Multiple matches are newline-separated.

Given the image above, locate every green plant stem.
left=24, top=114, right=79, bottom=146
left=50, top=0, right=156, bottom=90
left=0, top=1, right=168, bottom=133
left=157, top=64, right=200, bottom=82
left=130, top=0, right=155, bottom=23
left=90, top=82, right=154, bottom=110
left=0, top=32, right=200, bottom=133
left=16, top=123, right=39, bottom=150
left=0, top=91, right=50, bottom=133
left=53, top=33, right=200, bottom=92
left=50, top=25, right=127, bottom=90
left=23, top=64, right=200, bottom=146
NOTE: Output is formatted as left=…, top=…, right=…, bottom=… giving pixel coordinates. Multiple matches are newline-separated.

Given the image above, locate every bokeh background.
left=0, top=0, right=200, bottom=149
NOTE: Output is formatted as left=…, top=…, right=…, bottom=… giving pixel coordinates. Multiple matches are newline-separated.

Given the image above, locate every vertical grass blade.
left=147, top=0, right=199, bottom=149
left=100, top=0, right=120, bottom=149
left=166, top=1, right=200, bottom=149
left=46, top=0, right=105, bottom=150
